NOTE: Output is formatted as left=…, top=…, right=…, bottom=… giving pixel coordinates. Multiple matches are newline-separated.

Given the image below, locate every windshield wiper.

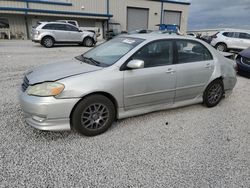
left=81, top=55, right=100, bottom=66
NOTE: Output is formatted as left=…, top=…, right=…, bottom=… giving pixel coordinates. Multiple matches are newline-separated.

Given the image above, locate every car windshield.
left=76, top=37, right=144, bottom=67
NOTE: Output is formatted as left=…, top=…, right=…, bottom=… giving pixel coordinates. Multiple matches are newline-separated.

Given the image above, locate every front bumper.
left=19, top=91, right=80, bottom=131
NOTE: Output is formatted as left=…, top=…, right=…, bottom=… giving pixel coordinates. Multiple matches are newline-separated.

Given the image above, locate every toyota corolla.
left=19, top=34, right=237, bottom=136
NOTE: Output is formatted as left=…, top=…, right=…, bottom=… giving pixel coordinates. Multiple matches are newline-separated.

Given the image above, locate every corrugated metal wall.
left=109, top=0, right=161, bottom=31
left=0, top=0, right=189, bottom=38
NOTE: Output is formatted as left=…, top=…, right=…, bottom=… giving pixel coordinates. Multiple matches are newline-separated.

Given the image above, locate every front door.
left=65, top=24, right=82, bottom=42
left=123, top=40, right=177, bottom=109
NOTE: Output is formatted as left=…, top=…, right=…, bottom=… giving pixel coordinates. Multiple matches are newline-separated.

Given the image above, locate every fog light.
left=32, top=115, right=46, bottom=122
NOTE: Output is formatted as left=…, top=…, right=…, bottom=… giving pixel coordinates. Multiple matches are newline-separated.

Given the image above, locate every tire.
left=203, top=79, right=224, bottom=108
left=71, top=94, right=116, bottom=136
left=216, top=43, right=227, bottom=52
left=42, top=36, right=54, bottom=48
left=83, top=37, right=94, bottom=47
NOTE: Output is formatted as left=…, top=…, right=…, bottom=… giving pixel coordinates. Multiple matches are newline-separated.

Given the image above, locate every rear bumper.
left=19, top=91, right=80, bottom=131
left=32, top=40, right=40, bottom=43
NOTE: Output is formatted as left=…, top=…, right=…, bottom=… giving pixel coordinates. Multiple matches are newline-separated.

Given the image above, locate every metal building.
left=0, top=0, right=190, bottom=40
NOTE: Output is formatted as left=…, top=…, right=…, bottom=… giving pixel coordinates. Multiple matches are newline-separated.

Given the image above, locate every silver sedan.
left=19, top=34, right=237, bottom=136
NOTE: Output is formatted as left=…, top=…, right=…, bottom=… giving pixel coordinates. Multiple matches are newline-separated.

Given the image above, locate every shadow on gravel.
left=33, top=44, right=91, bottom=48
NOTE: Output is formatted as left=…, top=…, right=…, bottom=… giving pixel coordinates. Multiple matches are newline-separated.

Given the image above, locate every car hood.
left=26, top=58, right=103, bottom=85
left=239, top=48, right=250, bottom=58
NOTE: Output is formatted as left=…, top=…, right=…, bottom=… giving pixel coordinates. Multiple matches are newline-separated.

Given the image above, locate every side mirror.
left=127, top=59, right=144, bottom=69
left=78, top=30, right=82, bottom=32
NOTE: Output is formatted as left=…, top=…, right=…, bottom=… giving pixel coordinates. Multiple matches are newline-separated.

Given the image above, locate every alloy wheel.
left=207, top=83, right=223, bottom=105
left=81, top=103, right=109, bottom=130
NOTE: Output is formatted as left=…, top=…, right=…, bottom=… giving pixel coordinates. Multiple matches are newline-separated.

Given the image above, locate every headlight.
left=27, top=82, right=64, bottom=97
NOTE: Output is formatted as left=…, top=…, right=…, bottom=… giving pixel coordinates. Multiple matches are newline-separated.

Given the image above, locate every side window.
left=54, top=24, right=67, bottom=31
left=239, top=33, right=250, bottom=40
left=228, top=32, right=234, bottom=38
left=68, top=21, right=77, bottom=26
left=66, top=25, right=79, bottom=32
left=233, top=32, right=240, bottom=38
left=176, top=40, right=213, bottom=63
left=42, top=24, right=54, bottom=30
left=131, top=40, right=173, bottom=68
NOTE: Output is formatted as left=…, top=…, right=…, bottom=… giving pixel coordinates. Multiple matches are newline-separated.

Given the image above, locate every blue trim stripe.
left=161, top=0, right=191, bottom=5
left=0, top=7, right=113, bottom=18
left=12, top=0, right=72, bottom=6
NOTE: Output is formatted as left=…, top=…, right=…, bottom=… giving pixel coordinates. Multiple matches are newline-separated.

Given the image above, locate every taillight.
left=234, top=63, right=238, bottom=72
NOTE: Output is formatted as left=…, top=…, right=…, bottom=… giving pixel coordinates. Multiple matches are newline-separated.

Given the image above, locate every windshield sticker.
left=122, top=39, right=136, bottom=44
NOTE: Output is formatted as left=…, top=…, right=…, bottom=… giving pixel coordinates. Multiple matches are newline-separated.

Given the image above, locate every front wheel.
left=71, top=95, right=115, bottom=136
left=203, top=79, right=224, bottom=107
left=83, top=37, right=94, bottom=47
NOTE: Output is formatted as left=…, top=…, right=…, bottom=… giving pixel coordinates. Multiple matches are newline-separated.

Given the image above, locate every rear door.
left=175, top=40, right=214, bottom=101
left=123, top=40, right=177, bottom=109
left=52, top=24, right=69, bottom=42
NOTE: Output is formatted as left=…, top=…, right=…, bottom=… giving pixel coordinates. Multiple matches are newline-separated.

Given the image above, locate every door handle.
left=165, top=68, right=176, bottom=74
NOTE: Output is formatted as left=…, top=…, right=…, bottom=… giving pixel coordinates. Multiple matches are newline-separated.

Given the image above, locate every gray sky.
left=188, top=0, right=250, bottom=30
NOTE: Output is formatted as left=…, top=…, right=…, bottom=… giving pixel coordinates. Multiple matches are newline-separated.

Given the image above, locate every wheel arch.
left=216, top=42, right=228, bottom=49
left=41, top=35, right=55, bottom=43
left=69, top=91, right=118, bottom=128
left=83, top=36, right=94, bottom=42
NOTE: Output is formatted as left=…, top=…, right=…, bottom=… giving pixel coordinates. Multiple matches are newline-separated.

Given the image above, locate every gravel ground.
left=0, top=40, right=250, bottom=187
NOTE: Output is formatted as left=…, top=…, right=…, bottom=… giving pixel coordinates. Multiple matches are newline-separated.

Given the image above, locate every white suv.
left=211, top=30, right=250, bottom=51
left=31, top=22, right=97, bottom=48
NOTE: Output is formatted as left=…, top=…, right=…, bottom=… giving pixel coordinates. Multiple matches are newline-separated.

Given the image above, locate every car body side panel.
left=57, top=66, right=124, bottom=109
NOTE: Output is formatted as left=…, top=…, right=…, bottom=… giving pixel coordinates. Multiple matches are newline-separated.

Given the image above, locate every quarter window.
left=131, top=40, right=173, bottom=68
left=222, top=32, right=234, bottom=38
left=176, top=40, right=213, bottom=63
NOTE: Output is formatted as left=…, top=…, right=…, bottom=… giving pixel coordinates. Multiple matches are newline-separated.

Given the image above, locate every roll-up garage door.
left=127, top=7, right=149, bottom=32
left=164, top=10, right=181, bottom=27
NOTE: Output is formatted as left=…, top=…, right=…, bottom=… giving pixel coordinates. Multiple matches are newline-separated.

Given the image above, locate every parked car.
left=211, top=30, right=250, bottom=52
left=31, top=22, right=97, bottom=48
left=236, top=47, right=250, bottom=78
left=20, top=34, right=237, bottom=136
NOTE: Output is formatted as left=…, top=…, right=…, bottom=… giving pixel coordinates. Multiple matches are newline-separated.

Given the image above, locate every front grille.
left=241, top=57, right=250, bottom=66
left=22, top=76, right=29, bottom=92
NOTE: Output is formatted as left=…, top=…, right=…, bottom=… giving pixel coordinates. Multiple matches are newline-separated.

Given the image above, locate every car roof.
left=120, top=33, right=195, bottom=41
left=40, top=21, right=74, bottom=25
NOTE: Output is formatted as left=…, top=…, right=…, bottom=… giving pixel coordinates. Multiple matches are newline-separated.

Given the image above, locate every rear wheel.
left=83, top=37, right=94, bottom=47
left=71, top=95, right=115, bottom=136
left=42, top=36, right=54, bottom=48
left=216, top=43, right=227, bottom=52
left=203, top=79, right=224, bottom=107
